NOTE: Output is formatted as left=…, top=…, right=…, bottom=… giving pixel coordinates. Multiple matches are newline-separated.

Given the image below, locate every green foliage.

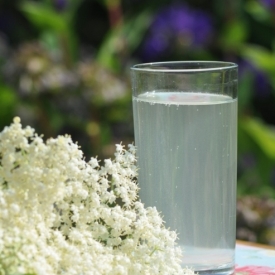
left=0, top=84, right=18, bottom=131
left=19, top=0, right=82, bottom=65
left=245, top=0, right=273, bottom=23
left=20, top=2, right=68, bottom=32
left=238, top=70, right=254, bottom=110
left=220, top=19, right=248, bottom=50
left=242, top=118, right=275, bottom=160
left=241, top=44, right=275, bottom=89
left=97, top=9, right=152, bottom=71
left=238, top=117, right=275, bottom=197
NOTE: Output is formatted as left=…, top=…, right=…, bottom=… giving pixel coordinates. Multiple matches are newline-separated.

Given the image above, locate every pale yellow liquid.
left=133, top=92, right=237, bottom=274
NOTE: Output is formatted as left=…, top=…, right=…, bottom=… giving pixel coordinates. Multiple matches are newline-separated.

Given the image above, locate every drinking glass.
left=131, top=61, right=238, bottom=275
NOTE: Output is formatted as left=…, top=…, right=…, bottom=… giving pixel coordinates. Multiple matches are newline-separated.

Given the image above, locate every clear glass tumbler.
left=131, top=61, right=238, bottom=275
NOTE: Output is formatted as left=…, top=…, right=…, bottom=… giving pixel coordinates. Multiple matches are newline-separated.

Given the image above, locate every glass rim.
left=131, top=61, right=238, bottom=73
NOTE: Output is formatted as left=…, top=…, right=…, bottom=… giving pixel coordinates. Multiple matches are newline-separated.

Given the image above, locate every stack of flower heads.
left=0, top=118, right=194, bottom=275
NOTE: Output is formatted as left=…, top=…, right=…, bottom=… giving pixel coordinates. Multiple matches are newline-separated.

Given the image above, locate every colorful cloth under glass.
left=235, top=242, right=275, bottom=274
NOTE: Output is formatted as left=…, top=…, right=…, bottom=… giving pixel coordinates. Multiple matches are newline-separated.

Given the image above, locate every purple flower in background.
left=261, top=0, right=275, bottom=9
left=140, top=3, right=213, bottom=61
left=54, top=0, right=68, bottom=12
left=239, top=60, right=271, bottom=97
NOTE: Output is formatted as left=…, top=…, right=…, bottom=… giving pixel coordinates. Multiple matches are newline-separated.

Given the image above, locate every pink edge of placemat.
left=235, top=242, right=275, bottom=274
left=235, top=265, right=275, bottom=274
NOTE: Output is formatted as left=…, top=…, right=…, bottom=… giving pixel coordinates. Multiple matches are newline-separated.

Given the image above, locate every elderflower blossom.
left=0, top=117, right=195, bottom=275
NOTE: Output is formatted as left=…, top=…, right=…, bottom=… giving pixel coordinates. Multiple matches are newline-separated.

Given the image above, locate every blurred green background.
left=0, top=0, right=275, bottom=244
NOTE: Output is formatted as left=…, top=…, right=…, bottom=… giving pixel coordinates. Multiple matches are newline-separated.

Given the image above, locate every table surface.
left=235, top=240, right=275, bottom=274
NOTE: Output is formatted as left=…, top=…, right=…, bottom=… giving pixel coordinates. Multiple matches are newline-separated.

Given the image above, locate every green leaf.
left=0, top=85, right=18, bottom=128
left=238, top=70, right=254, bottom=111
left=220, top=19, right=248, bottom=50
left=241, top=44, right=275, bottom=71
left=240, top=117, right=275, bottom=159
left=97, top=10, right=152, bottom=71
left=20, top=1, right=67, bottom=32
left=123, top=10, right=152, bottom=51
left=245, top=0, right=272, bottom=23
left=40, top=31, right=60, bottom=51
left=241, top=44, right=275, bottom=90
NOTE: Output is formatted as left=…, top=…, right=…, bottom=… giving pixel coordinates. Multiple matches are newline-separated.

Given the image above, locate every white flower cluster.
left=0, top=118, right=195, bottom=275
